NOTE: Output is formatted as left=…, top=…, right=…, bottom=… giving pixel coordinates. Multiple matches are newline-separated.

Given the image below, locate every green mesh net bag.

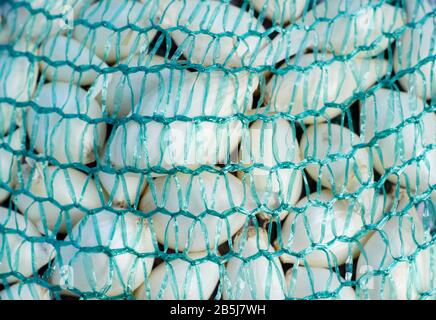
left=0, top=0, right=435, bottom=301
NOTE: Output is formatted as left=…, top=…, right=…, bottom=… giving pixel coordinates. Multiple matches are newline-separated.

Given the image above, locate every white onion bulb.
left=249, top=0, right=308, bottom=25
left=50, top=210, right=154, bottom=297
left=139, top=171, right=251, bottom=252
left=278, top=190, right=389, bottom=268
left=106, top=68, right=257, bottom=119
left=0, top=207, right=55, bottom=284
left=74, top=0, right=159, bottom=64
left=13, top=163, right=104, bottom=234
left=27, top=82, right=106, bottom=164
left=134, top=251, right=219, bottom=300
left=286, top=266, right=356, bottom=300
left=360, top=88, right=436, bottom=193
left=39, top=34, right=108, bottom=87
left=265, top=54, right=388, bottom=124
left=223, top=227, right=286, bottom=300
left=394, top=0, right=435, bottom=100
left=356, top=191, right=429, bottom=300
left=0, top=42, right=39, bottom=135
left=238, top=118, right=302, bottom=220
left=98, top=170, right=147, bottom=209
left=300, top=123, right=372, bottom=197
left=105, top=69, right=257, bottom=170
left=300, top=0, right=404, bottom=57
left=104, top=54, right=166, bottom=118
left=252, top=0, right=404, bottom=66
left=106, top=118, right=243, bottom=172
left=4, top=0, right=93, bottom=42
left=159, top=0, right=267, bottom=67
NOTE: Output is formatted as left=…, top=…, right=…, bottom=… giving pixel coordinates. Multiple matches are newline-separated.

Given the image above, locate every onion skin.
left=50, top=210, right=154, bottom=298
left=13, top=164, right=104, bottom=234
left=139, top=171, right=251, bottom=252
left=223, top=227, right=286, bottom=300
left=286, top=266, right=356, bottom=300
left=134, top=252, right=219, bottom=300
left=0, top=207, right=55, bottom=284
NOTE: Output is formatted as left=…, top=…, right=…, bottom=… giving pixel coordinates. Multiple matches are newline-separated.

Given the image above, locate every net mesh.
left=0, top=0, right=435, bottom=300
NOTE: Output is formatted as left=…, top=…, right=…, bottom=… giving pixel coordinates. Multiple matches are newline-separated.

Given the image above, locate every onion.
left=264, top=54, right=388, bottom=124
left=74, top=0, right=160, bottom=64
left=0, top=282, right=50, bottom=300
left=13, top=163, right=104, bottom=234
left=158, top=0, right=267, bottom=67
left=105, top=66, right=257, bottom=118
left=300, top=0, right=404, bottom=57
left=0, top=207, right=55, bottom=284
left=360, top=88, right=436, bottom=194
left=277, top=190, right=390, bottom=268
left=223, top=227, right=286, bottom=300
left=104, top=54, right=166, bottom=118
left=104, top=69, right=257, bottom=170
left=139, top=171, right=251, bottom=252
left=0, top=41, right=39, bottom=135
left=419, top=242, right=436, bottom=300
left=50, top=210, right=154, bottom=297
left=106, top=118, right=243, bottom=172
left=98, top=131, right=148, bottom=209
left=0, top=129, right=22, bottom=204
left=39, top=34, right=108, bottom=87
left=252, top=0, right=404, bottom=66
left=300, top=123, right=372, bottom=198
left=356, top=190, right=429, bottom=300
left=27, top=82, right=106, bottom=165
left=134, top=251, right=219, bottom=300
left=394, top=0, right=435, bottom=101
left=286, top=266, right=356, bottom=300
left=98, top=170, right=147, bottom=209
left=4, top=0, right=94, bottom=42
left=249, top=0, right=308, bottom=25
left=238, top=118, right=302, bottom=220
